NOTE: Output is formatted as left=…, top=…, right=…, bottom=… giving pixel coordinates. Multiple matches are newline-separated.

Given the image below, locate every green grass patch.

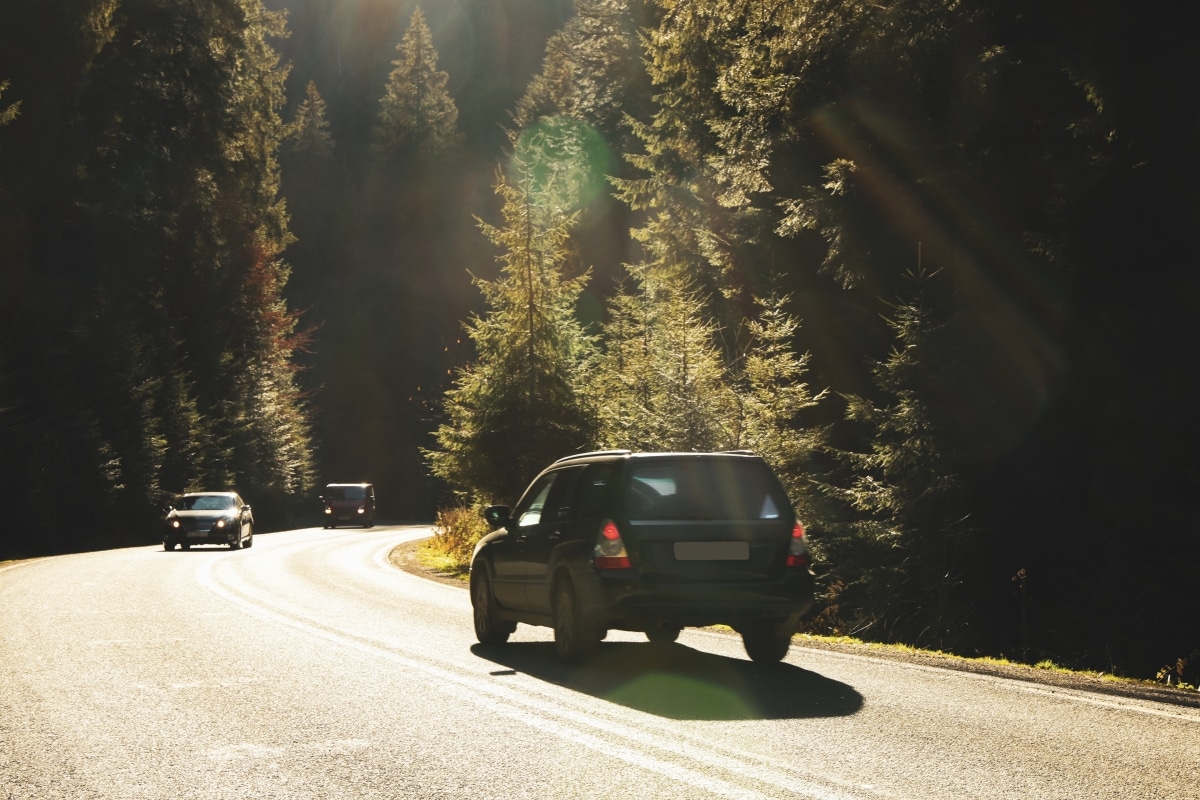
left=415, top=539, right=471, bottom=581
left=792, top=633, right=1197, bottom=693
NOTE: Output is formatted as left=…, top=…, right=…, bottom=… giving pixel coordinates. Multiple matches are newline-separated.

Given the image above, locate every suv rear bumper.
left=575, top=568, right=815, bottom=632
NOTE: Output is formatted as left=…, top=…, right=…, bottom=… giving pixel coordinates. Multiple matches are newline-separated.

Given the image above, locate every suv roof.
left=550, top=450, right=759, bottom=466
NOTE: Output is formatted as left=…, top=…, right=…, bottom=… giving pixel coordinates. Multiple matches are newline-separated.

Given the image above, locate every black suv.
left=469, top=451, right=814, bottom=664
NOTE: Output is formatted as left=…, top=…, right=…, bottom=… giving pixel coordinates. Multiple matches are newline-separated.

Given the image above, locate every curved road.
left=2, top=526, right=1197, bottom=799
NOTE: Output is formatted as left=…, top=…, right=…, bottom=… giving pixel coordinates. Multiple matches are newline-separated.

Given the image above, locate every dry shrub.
left=425, top=505, right=490, bottom=566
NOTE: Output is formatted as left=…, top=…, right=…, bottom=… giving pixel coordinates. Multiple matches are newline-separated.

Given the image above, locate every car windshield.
left=626, top=459, right=788, bottom=521
left=177, top=495, right=236, bottom=511
left=325, top=486, right=365, bottom=501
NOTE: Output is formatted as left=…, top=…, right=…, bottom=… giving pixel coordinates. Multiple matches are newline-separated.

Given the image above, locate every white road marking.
left=195, top=532, right=888, bottom=800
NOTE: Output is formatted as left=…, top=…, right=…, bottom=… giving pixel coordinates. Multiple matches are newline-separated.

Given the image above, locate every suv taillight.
left=786, top=521, right=809, bottom=567
left=593, top=520, right=631, bottom=570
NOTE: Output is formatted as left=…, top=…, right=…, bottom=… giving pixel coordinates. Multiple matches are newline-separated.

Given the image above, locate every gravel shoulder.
left=388, top=537, right=1200, bottom=711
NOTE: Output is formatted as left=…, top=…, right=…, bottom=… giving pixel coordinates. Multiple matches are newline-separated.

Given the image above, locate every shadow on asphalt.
left=470, top=640, right=863, bottom=721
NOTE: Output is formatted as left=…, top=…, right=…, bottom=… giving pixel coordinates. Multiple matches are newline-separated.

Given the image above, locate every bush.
left=423, top=504, right=490, bottom=567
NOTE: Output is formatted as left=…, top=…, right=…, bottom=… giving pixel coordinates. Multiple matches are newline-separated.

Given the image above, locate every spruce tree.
left=735, top=289, right=827, bottom=511
left=821, top=269, right=975, bottom=648
left=511, top=0, right=643, bottom=144
left=428, top=132, right=595, bottom=504
left=372, top=7, right=462, bottom=162
left=288, top=80, right=334, bottom=161
left=68, top=0, right=314, bottom=520
left=592, top=266, right=735, bottom=452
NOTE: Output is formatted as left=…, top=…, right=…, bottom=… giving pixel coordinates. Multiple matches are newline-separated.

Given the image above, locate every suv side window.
left=543, top=467, right=583, bottom=524
left=575, top=463, right=618, bottom=519
left=514, top=474, right=556, bottom=527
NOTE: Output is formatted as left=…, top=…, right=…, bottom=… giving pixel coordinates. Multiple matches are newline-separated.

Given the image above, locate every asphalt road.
left=2, top=525, right=1197, bottom=800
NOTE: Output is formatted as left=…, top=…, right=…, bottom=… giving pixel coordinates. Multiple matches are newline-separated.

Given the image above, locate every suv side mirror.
left=483, top=505, right=511, bottom=528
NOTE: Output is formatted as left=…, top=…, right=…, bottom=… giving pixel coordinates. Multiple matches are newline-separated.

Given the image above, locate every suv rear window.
left=626, top=459, right=787, bottom=521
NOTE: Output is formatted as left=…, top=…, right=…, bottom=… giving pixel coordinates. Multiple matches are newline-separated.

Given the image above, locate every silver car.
left=163, top=492, right=254, bottom=550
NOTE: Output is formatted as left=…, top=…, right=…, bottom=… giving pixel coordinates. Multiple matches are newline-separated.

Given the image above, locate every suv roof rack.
left=552, top=450, right=633, bottom=465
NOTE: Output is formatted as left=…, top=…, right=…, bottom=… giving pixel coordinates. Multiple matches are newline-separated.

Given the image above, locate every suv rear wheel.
left=553, top=582, right=597, bottom=664
left=741, top=624, right=792, bottom=664
left=645, top=624, right=681, bottom=644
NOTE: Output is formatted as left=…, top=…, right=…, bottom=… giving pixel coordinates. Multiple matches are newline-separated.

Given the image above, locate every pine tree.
left=592, top=266, right=736, bottom=452
left=427, top=132, right=595, bottom=504
left=511, top=0, right=643, bottom=143
left=821, top=268, right=975, bottom=648
left=611, top=0, right=761, bottom=311
left=735, top=289, right=827, bottom=510
left=373, top=7, right=462, bottom=162
left=288, top=80, right=334, bottom=161
left=65, top=0, right=314, bottom=524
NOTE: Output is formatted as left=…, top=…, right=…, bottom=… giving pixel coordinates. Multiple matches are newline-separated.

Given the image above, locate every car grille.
left=177, top=517, right=221, bottom=532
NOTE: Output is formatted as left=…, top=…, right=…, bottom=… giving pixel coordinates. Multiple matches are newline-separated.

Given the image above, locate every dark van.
left=321, top=483, right=376, bottom=528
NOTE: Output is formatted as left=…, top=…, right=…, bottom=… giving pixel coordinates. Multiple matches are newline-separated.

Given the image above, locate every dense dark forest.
left=1, top=0, right=1197, bottom=684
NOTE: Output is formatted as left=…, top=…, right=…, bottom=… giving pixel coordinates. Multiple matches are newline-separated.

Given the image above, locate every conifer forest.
left=1, top=0, right=1197, bottom=683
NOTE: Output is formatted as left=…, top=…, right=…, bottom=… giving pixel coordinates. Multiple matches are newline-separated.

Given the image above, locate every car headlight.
left=216, top=518, right=227, bottom=529
left=171, top=520, right=181, bottom=529
left=325, top=506, right=332, bottom=515
left=357, top=506, right=365, bottom=514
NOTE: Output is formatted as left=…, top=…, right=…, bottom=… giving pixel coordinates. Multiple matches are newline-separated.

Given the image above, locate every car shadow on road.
left=470, top=640, right=863, bottom=721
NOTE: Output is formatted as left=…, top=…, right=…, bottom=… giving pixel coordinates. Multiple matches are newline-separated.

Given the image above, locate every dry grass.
left=417, top=505, right=490, bottom=578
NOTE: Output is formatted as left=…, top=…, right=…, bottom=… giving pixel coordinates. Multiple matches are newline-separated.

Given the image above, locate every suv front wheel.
left=471, top=566, right=514, bottom=645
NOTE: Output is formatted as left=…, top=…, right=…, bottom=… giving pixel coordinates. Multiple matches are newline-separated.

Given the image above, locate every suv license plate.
left=674, top=541, right=749, bottom=561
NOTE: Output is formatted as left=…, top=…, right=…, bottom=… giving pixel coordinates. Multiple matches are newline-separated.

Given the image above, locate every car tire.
left=164, top=541, right=175, bottom=551
left=471, top=567, right=514, bottom=645
left=180, top=542, right=191, bottom=551
left=741, top=625, right=792, bottom=664
left=553, top=582, right=597, bottom=664
left=245, top=525, right=253, bottom=548
left=645, top=624, right=681, bottom=644
left=230, top=526, right=242, bottom=550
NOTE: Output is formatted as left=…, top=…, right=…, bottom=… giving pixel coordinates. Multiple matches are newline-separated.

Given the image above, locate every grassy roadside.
left=402, top=535, right=1200, bottom=708
left=413, top=543, right=470, bottom=581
